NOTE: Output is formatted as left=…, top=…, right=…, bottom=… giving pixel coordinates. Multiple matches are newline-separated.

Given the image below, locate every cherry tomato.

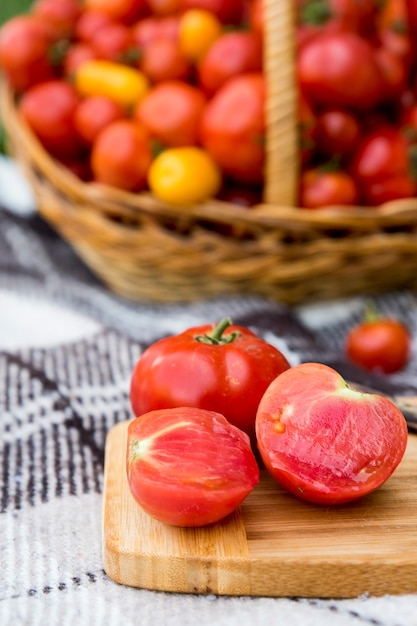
left=148, top=146, right=222, bottom=204
left=127, top=406, right=260, bottom=527
left=131, top=15, right=180, bottom=47
left=74, top=95, right=126, bottom=145
left=83, top=0, right=149, bottom=24
left=297, top=32, right=383, bottom=110
left=63, top=43, right=97, bottom=78
left=198, top=31, right=263, bottom=95
left=74, top=10, right=114, bottom=42
left=0, top=15, right=56, bottom=92
left=75, top=60, right=149, bottom=108
left=375, top=46, right=408, bottom=101
left=139, top=38, right=191, bottom=83
left=346, top=307, right=411, bottom=373
left=134, top=80, right=206, bottom=147
left=361, top=174, right=416, bottom=205
left=90, top=22, right=138, bottom=63
left=200, top=73, right=265, bottom=183
left=315, top=108, right=360, bottom=157
left=31, top=0, right=82, bottom=39
left=300, top=167, right=359, bottom=208
left=256, top=363, right=408, bottom=505
left=130, top=318, right=290, bottom=442
left=19, top=80, right=82, bottom=158
left=91, top=119, right=152, bottom=191
left=147, top=0, right=182, bottom=15
left=181, top=0, right=246, bottom=24
left=178, top=9, right=223, bottom=62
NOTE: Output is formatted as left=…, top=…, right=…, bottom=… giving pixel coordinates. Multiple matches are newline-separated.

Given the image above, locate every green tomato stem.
left=195, top=317, right=241, bottom=345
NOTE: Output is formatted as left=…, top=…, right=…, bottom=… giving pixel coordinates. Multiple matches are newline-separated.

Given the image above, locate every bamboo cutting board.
left=102, top=421, right=417, bottom=598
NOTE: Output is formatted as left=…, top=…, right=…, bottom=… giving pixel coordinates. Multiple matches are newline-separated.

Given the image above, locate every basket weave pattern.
left=2, top=0, right=417, bottom=304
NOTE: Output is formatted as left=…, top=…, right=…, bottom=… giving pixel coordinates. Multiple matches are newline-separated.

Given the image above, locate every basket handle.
left=263, top=0, right=298, bottom=207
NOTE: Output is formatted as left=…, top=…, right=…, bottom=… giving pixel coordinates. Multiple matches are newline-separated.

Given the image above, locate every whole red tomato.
left=315, top=108, right=360, bottom=157
left=131, top=15, right=180, bottom=47
left=300, top=167, right=359, bottom=208
left=130, top=317, right=290, bottom=443
left=91, top=119, right=152, bottom=191
left=200, top=73, right=265, bottom=183
left=134, top=80, right=206, bottom=146
left=180, top=0, right=246, bottom=24
left=63, top=43, right=97, bottom=77
left=198, top=31, right=263, bottom=95
left=90, top=22, right=138, bottom=63
left=31, top=0, right=82, bottom=39
left=139, top=38, right=191, bottom=83
left=74, top=10, right=114, bottom=42
left=83, top=0, right=149, bottom=24
left=127, top=406, right=260, bottom=526
left=346, top=309, right=411, bottom=373
left=74, top=95, right=126, bottom=145
left=0, top=15, right=56, bottom=92
left=19, top=80, right=82, bottom=158
left=256, top=363, right=408, bottom=505
left=297, top=32, right=383, bottom=110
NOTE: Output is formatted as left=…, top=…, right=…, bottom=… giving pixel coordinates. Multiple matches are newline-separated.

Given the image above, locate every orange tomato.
left=178, top=9, right=223, bottom=62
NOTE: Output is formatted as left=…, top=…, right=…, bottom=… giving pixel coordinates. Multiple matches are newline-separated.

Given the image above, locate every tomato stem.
left=195, top=317, right=240, bottom=345
left=364, top=300, right=378, bottom=323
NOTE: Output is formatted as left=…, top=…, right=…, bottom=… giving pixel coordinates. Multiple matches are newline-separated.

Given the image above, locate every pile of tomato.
left=1, top=0, right=417, bottom=209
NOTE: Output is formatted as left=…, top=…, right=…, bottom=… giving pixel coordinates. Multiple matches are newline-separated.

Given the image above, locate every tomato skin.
left=256, top=363, right=408, bottom=505
left=200, top=73, right=265, bottom=183
left=19, top=80, right=82, bottom=158
left=346, top=316, right=411, bottom=373
left=130, top=318, right=290, bottom=442
left=91, top=119, right=152, bottom=191
left=74, top=95, right=126, bottom=145
left=84, top=0, right=149, bottom=24
left=198, top=31, right=263, bottom=95
left=0, top=15, right=56, bottom=92
left=63, top=43, right=97, bottom=77
left=131, top=15, right=180, bottom=47
left=74, top=60, right=150, bottom=107
left=297, top=32, right=383, bottom=110
left=139, top=38, right=191, bottom=83
left=90, top=22, right=137, bottom=63
left=32, top=0, right=82, bottom=38
left=300, top=168, right=359, bottom=208
left=127, top=406, right=260, bottom=527
left=178, top=8, right=223, bottom=62
left=134, top=80, right=206, bottom=147
left=181, top=0, right=246, bottom=24
left=315, top=108, right=360, bottom=157
left=74, top=10, right=114, bottom=42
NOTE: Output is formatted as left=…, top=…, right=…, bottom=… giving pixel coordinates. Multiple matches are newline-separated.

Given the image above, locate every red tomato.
left=147, top=0, right=182, bottom=15
left=376, top=0, right=411, bottom=60
left=74, top=95, right=126, bottom=145
left=315, top=108, right=360, bottom=157
left=256, top=362, right=408, bottom=505
left=134, top=80, right=206, bottom=146
left=139, top=38, right=191, bottom=83
left=200, top=73, right=265, bottom=183
left=63, top=43, right=97, bottom=77
left=361, top=173, right=415, bottom=205
left=181, top=0, right=246, bottom=24
left=130, top=317, right=290, bottom=443
left=31, top=0, right=82, bottom=38
left=90, top=119, right=152, bottom=191
left=300, top=168, right=359, bottom=208
left=19, top=80, right=82, bottom=158
left=375, top=46, right=408, bottom=101
left=131, top=15, right=180, bottom=47
left=90, top=22, right=138, bottom=63
left=249, top=0, right=263, bottom=36
left=297, top=32, right=383, bottom=110
left=346, top=309, right=411, bottom=373
left=83, top=0, right=149, bottom=23
left=0, top=15, right=56, bottom=91
left=74, top=10, right=114, bottom=42
left=198, top=31, right=263, bottom=95
left=127, top=406, right=260, bottom=527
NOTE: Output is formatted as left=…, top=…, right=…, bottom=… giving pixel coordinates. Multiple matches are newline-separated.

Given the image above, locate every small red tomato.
left=300, top=168, right=359, bottom=208
left=91, top=119, right=152, bottom=191
left=256, top=362, right=408, bottom=505
left=31, top=0, right=82, bottom=38
left=130, top=317, right=290, bottom=443
left=83, top=0, right=149, bottom=24
left=74, top=95, right=126, bottom=145
left=198, top=31, right=263, bottom=96
left=63, top=43, right=97, bottom=77
left=90, top=22, right=138, bottom=63
left=346, top=308, right=411, bottom=373
left=19, top=80, right=82, bottom=158
left=74, top=10, right=114, bottom=42
left=146, top=0, right=182, bottom=15
left=127, top=406, right=260, bottom=527
left=134, top=80, right=206, bottom=147
left=139, top=37, right=191, bottom=83
left=315, top=108, right=360, bottom=157
left=131, top=15, right=180, bottom=47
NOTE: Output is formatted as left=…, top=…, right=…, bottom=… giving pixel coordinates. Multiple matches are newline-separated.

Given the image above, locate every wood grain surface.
left=102, top=420, right=417, bottom=598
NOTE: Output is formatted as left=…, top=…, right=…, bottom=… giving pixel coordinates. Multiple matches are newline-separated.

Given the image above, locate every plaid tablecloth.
left=1, top=167, right=417, bottom=625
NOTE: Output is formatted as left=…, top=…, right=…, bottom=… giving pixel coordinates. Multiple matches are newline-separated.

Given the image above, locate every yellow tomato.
left=74, top=60, right=149, bottom=108
left=148, top=147, right=222, bottom=205
left=178, top=9, right=223, bottom=62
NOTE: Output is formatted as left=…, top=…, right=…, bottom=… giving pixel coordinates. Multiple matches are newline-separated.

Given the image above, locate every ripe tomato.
left=147, top=0, right=182, bottom=15
left=297, top=32, right=383, bottom=110
left=148, top=146, right=221, bottom=204
left=131, top=15, right=180, bottom=47
left=315, top=108, right=360, bottom=157
left=83, top=0, right=148, bottom=24
left=91, top=119, right=152, bottom=191
left=249, top=0, right=263, bottom=36
left=63, top=43, right=97, bottom=77
left=181, top=0, right=246, bottom=24
left=256, top=362, right=408, bottom=505
left=178, top=9, right=223, bottom=62
left=74, top=10, right=114, bottom=42
left=74, top=95, right=126, bottom=145
left=200, top=73, right=265, bottom=183
left=198, top=31, right=263, bottom=95
left=127, top=406, right=260, bottom=527
left=0, top=15, right=56, bottom=92
left=19, top=80, right=82, bottom=158
left=346, top=308, right=411, bottom=373
left=139, top=38, right=191, bottom=83
left=134, top=80, right=206, bottom=147
left=375, top=46, right=408, bottom=101
left=31, top=0, right=82, bottom=38
left=90, top=22, right=138, bottom=63
left=75, top=60, right=150, bottom=108
left=130, top=318, right=290, bottom=442
left=300, top=168, right=359, bottom=208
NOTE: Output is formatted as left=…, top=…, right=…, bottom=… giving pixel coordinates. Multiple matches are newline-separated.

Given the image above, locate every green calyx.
left=195, top=317, right=241, bottom=345
left=300, top=0, right=333, bottom=25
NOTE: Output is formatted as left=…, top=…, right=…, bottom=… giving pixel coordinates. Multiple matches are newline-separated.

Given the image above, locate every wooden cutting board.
left=102, top=420, right=417, bottom=598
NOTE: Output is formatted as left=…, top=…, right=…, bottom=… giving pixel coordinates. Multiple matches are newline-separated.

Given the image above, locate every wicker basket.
left=2, top=0, right=417, bottom=305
